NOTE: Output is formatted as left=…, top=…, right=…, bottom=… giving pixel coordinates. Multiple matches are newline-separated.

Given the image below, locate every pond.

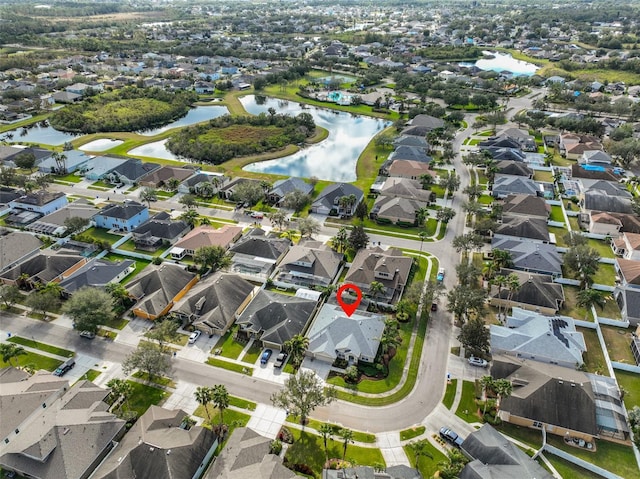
left=241, top=96, right=389, bottom=182
left=4, top=123, right=81, bottom=146
left=137, top=105, right=229, bottom=136
left=79, top=139, right=124, bottom=151
left=128, top=139, right=182, bottom=161
left=462, top=51, right=539, bottom=77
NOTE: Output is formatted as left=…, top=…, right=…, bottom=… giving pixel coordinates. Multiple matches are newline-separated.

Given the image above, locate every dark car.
left=274, top=352, right=288, bottom=368
left=439, top=427, right=464, bottom=448
left=53, top=358, right=76, bottom=377
left=260, top=349, right=273, bottom=364
left=431, top=302, right=438, bottom=312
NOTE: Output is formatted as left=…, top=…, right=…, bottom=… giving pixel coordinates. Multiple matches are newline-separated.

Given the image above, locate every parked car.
left=79, top=330, right=95, bottom=339
left=274, top=352, right=288, bottom=368
left=431, top=302, right=438, bottom=312
left=437, top=268, right=445, bottom=282
left=250, top=211, right=264, bottom=219
left=53, top=358, right=75, bottom=377
left=468, top=356, right=488, bottom=368
left=439, top=427, right=464, bottom=448
left=188, top=330, right=201, bottom=344
left=260, top=348, right=273, bottom=364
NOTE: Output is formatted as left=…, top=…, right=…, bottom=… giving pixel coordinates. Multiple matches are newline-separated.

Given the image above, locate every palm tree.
left=180, top=209, right=200, bottom=228
left=0, top=343, right=27, bottom=367
left=340, top=428, right=354, bottom=461
left=482, top=261, right=498, bottom=282
left=331, top=227, right=349, bottom=253
left=490, top=275, right=508, bottom=318
left=418, top=231, right=428, bottom=253
left=380, top=319, right=401, bottom=355
left=480, top=375, right=494, bottom=414
left=194, top=386, right=213, bottom=424
left=139, top=187, right=158, bottom=208
left=419, top=173, right=435, bottom=189
left=493, top=378, right=513, bottom=410
left=212, top=384, right=229, bottom=426
left=577, top=288, right=607, bottom=321
left=416, top=207, right=430, bottom=228
left=284, top=334, right=309, bottom=368
left=408, top=440, right=434, bottom=470
left=505, top=273, right=521, bottom=316
left=319, top=423, right=333, bottom=464
left=491, top=249, right=513, bottom=270
left=369, top=281, right=385, bottom=303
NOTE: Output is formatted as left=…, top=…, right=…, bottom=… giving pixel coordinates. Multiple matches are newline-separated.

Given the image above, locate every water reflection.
left=4, top=124, right=80, bottom=146
left=128, top=139, right=181, bottom=161
left=138, top=105, right=228, bottom=136
left=241, top=96, right=389, bottom=182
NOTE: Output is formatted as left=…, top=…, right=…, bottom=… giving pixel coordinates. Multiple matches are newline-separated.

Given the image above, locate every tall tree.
left=194, top=386, right=213, bottom=423
left=493, top=378, right=513, bottom=410
left=348, top=225, right=369, bottom=250
left=122, top=342, right=171, bottom=380
left=62, top=287, right=116, bottom=334
left=452, top=233, right=484, bottom=258
left=0, top=284, right=21, bottom=309
left=447, top=285, right=486, bottom=324
left=139, top=187, right=158, bottom=207
left=369, top=280, right=385, bottom=302
left=331, top=227, right=349, bottom=253
left=340, top=428, right=354, bottom=461
left=283, top=334, right=309, bottom=368
left=146, top=319, right=179, bottom=353
left=577, top=288, right=607, bottom=321
left=212, top=384, right=229, bottom=426
left=193, top=245, right=231, bottom=273
left=298, top=217, right=320, bottom=238
left=408, top=440, right=434, bottom=470
left=319, top=423, right=333, bottom=463
left=436, top=207, right=456, bottom=223
left=282, top=190, right=310, bottom=212
left=106, top=378, right=133, bottom=414
left=269, top=210, right=287, bottom=230
left=0, top=343, right=27, bottom=367
left=564, top=244, right=601, bottom=289
left=179, top=193, right=198, bottom=210
left=458, top=318, right=490, bottom=358
left=438, top=172, right=461, bottom=194
left=271, top=370, right=336, bottom=427
left=26, top=289, right=60, bottom=321
left=63, top=216, right=90, bottom=235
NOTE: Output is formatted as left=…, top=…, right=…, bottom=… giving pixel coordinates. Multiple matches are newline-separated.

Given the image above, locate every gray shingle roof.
left=491, top=237, right=561, bottom=276
left=268, top=177, right=313, bottom=199
left=0, top=231, right=42, bottom=272
left=492, top=175, right=539, bottom=197
left=110, top=159, right=160, bottom=182
left=491, top=270, right=564, bottom=311
left=500, top=194, right=549, bottom=218
left=126, top=264, right=197, bottom=317
left=96, top=201, right=147, bottom=220
left=236, top=290, right=316, bottom=346
left=583, top=191, right=633, bottom=214
left=229, top=229, right=291, bottom=261
left=312, top=183, right=364, bottom=212
left=494, top=216, right=550, bottom=242
left=58, top=258, right=134, bottom=295
left=496, top=160, right=533, bottom=177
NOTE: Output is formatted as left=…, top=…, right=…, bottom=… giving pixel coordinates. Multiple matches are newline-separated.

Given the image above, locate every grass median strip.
left=400, top=425, right=426, bottom=441
left=7, top=336, right=74, bottom=358
left=287, top=416, right=376, bottom=443
left=206, top=357, right=253, bottom=375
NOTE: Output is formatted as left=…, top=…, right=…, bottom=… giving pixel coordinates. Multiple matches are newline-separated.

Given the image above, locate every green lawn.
left=56, top=172, right=82, bottom=183
left=399, top=425, right=426, bottom=441
left=568, top=216, right=581, bottom=231
left=103, top=253, right=151, bottom=284
left=206, top=357, right=253, bottom=375
left=598, top=295, right=622, bottom=320
left=194, top=404, right=251, bottom=427
left=591, top=263, right=616, bottom=287
left=326, top=319, right=412, bottom=394
left=289, top=417, right=376, bottom=443
left=478, top=194, right=493, bottom=205
left=587, top=239, right=615, bottom=259
left=601, top=326, right=635, bottom=363
left=143, top=330, right=189, bottom=347
left=442, top=379, right=458, bottom=410
left=117, top=239, right=167, bottom=257
left=81, top=227, right=122, bottom=244
left=285, top=429, right=385, bottom=478
left=549, top=205, right=565, bottom=223
left=547, top=454, right=603, bottom=479
left=560, top=285, right=592, bottom=321
left=404, top=439, right=447, bottom=479
left=0, top=351, right=62, bottom=372
left=125, top=380, right=167, bottom=418
left=7, top=336, right=74, bottom=358
left=548, top=226, right=568, bottom=246
left=241, top=342, right=262, bottom=364
left=84, top=369, right=101, bottom=381
left=132, top=371, right=176, bottom=389
left=533, top=170, right=555, bottom=183
left=455, top=380, right=480, bottom=422
left=577, top=327, right=609, bottom=376
left=229, top=395, right=257, bottom=411
left=616, top=370, right=640, bottom=410
left=214, top=326, right=244, bottom=359
left=431, top=185, right=446, bottom=198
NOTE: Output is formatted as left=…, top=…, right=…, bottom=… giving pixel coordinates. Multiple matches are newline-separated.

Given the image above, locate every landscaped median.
left=206, top=356, right=253, bottom=376
left=7, top=336, right=75, bottom=358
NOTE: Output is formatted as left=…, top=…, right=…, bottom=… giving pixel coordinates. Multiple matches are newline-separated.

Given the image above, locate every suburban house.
left=276, top=240, right=343, bottom=289
left=0, top=249, right=88, bottom=288
left=172, top=272, right=257, bottom=336
left=611, top=232, right=640, bottom=259
left=235, top=290, right=318, bottom=349
left=325, top=466, right=422, bottom=479
left=0, top=230, right=42, bottom=274
left=393, top=134, right=429, bottom=150
left=489, top=270, right=565, bottom=315
left=91, top=406, right=217, bottom=479
left=178, top=172, right=225, bottom=195
left=491, top=237, right=562, bottom=277
left=266, top=177, right=313, bottom=205
left=0, top=370, right=126, bottom=479
left=131, top=212, right=190, bottom=252
left=496, top=127, right=537, bottom=152
left=80, top=155, right=128, bottom=181
left=228, top=228, right=291, bottom=280
left=614, top=258, right=640, bottom=326
left=203, top=427, right=298, bottom=479
left=407, top=113, right=444, bottom=131
left=386, top=159, right=435, bottom=180
left=495, top=160, right=534, bottom=178
left=58, top=258, right=135, bottom=296
left=137, top=165, right=195, bottom=188
left=588, top=211, right=623, bottom=236
left=104, top=159, right=160, bottom=186
left=460, top=424, right=553, bottom=479
left=490, top=307, right=586, bottom=368
left=370, top=196, right=426, bottom=225
left=7, top=191, right=68, bottom=227
left=311, top=183, right=364, bottom=216
left=170, top=224, right=243, bottom=260
left=559, top=133, right=602, bottom=160
left=580, top=179, right=631, bottom=200
left=93, top=200, right=149, bottom=232
left=493, top=216, right=551, bottom=244
left=0, top=188, right=21, bottom=214
left=580, top=150, right=613, bottom=166
left=26, top=200, right=98, bottom=236
left=387, top=145, right=433, bottom=164
left=344, top=246, right=413, bottom=303
left=217, top=177, right=262, bottom=200
left=500, top=194, right=550, bottom=220
left=491, top=175, right=540, bottom=199
left=126, top=263, right=198, bottom=320
left=491, top=355, right=629, bottom=442
left=375, top=177, right=434, bottom=203
left=582, top=190, right=633, bottom=215
left=37, top=150, right=92, bottom=174
left=306, top=302, right=385, bottom=364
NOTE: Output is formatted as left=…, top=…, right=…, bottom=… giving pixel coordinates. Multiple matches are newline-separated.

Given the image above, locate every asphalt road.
left=20, top=92, right=538, bottom=432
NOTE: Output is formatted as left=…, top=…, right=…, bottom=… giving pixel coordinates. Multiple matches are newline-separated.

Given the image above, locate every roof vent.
left=149, top=447, right=155, bottom=452
left=166, top=449, right=171, bottom=455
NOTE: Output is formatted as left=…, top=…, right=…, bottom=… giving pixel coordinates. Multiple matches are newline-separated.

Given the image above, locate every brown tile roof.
left=174, top=224, right=243, bottom=251
left=590, top=211, right=622, bottom=226
left=501, top=194, right=550, bottom=218
left=624, top=232, right=640, bottom=251
left=616, top=258, right=640, bottom=285
left=388, top=160, right=434, bottom=177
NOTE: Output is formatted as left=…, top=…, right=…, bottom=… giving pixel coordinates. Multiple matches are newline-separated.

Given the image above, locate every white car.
left=188, top=331, right=201, bottom=344
left=468, top=356, right=488, bottom=368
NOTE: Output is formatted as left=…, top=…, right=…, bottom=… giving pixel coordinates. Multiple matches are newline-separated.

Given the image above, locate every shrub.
left=277, top=426, right=294, bottom=444
left=292, top=464, right=314, bottom=475
left=270, top=439, right=283, bottom=455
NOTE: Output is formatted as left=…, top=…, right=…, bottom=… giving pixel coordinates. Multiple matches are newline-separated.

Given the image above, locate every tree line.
left=166, top=112, right=316, bottom=165
left=49, top=87, right=197, bottom=134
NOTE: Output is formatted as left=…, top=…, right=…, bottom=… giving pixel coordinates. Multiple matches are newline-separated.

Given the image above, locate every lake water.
left=462, top=51, right=539, bottom=76
left=241, top=96, right=389, bottom=181
left=138, top=105, right=229, bottom=136
left=128, top=139, right=182, bottom=161
left=80, top=139, right=123, bottom=151
left=4, top=124, right=81, bottom=146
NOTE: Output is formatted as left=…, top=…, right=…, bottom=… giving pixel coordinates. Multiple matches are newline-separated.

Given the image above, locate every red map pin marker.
left=337, top=283, right=362, bottom=317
